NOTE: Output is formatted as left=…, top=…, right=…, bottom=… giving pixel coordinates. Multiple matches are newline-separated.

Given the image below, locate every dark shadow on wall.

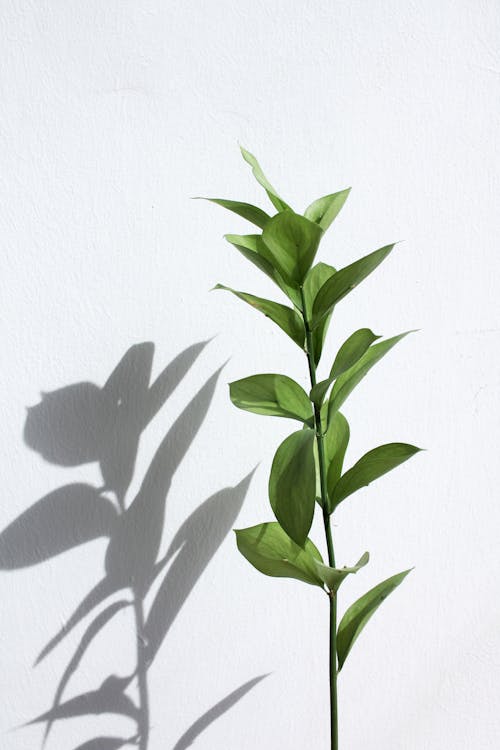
left=0, top=342, right=266, bottom=750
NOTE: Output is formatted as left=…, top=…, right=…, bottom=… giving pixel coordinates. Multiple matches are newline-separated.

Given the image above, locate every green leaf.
left=262, top=211, right=323, bottom=287
left=337, top=569, right=412, bottom=671
left=302, top=263, right=336, bottom=316
left=229, top=374, right=313, bottom=425
left=312, top=314, right=333, bottom=368
left=309, top=379, right=331, bottom=407
left=312, top=244, right=395, bottom=328
left=240, top=146, right=290, bottom=212
left=310, top=329, right=380, bottom=406
left=314, top=551, right=369, bottom=593
left=330, top=328, right=381, bottom=380
left=269, top=429, right=316, bottom=546
left=308, top=405, right=333, bottom=507
left=313, top=439, right=322, bottom=505
left=331, top=442, right=422, bottom=509
left=214, top=284, right=305, bottom=348
left=224, top=234, right=299, bottom=304
left=225, top=233, right=272, bottom=272
left=327, top=331, right=413, bottom=422
left=302, top=263, right=337, bottom=365
left=324, top=411, right=350, bottom=507
left=319, top=399, right=329, bottom=433
left=235, top=522, right=323, bottom=586
left=304, top=188, right=351, bottom=232
left=197, top=198, right=271, bottom=229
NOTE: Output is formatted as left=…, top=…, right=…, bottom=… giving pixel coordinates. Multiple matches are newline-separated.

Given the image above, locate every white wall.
left=1, top=2, right=499, bottom=748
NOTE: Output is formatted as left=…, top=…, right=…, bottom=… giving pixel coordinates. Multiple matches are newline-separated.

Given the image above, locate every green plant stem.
left=300, top=288, right=338, bottom=750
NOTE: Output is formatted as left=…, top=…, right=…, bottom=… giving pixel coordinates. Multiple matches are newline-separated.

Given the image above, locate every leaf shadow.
left=71, top=738, right=138, bottom=750
left=144, top=470, right=256, bottom=663
left=172, top=674, right=270, bottom=750
left=0, top=340, right=264, bottom=750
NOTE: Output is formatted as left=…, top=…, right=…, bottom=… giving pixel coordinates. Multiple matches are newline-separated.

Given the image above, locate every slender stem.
left=328, top=590, right=338, bottom=748
left=300, top=288, right=338, bottom=750
left=133, top=594, right=150, bottom=750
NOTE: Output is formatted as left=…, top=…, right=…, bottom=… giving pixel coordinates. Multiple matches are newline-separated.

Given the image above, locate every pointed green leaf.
left=235, top=522, right=323, bottom=586
left=262, top=211, right=323, bottom=287
left=324, top=411, right=350, bottom=508
left=229, top=374, right=313, bottom=425
left=314, top=551, right=369, bottom=593
left=308, top=404, right=333, bottom=507
left=302, top=263, right=337, bottom=315
left=328, top=331, right=413, bottom=422
left=302, top=263, right=337, bottom=365
left=310, top=329, right=380, bottom=406
left=225, top=234, right=302, bottom=308
left=313, top=405, right=329, bottom=504
left=319, top=399, right=329, bottom=433
left=304, top=188, right=351, bottom=232
left=337, top=569, right=412, bottom=670
left=224, top=234, right=299, bottom=304
left=310, top=378, right=332, bottom=407
left=214, top=285, right=304, bottom=348
left=225, top=233, right=272, bottom=272
left=331, top=442, right=422, bottom=508
left=312, top=312, right=333, bottom=367
left=269, top=429, right=316, bottom=546
left=313, top=439, right=322, bottom=505
left=197, top=198, right=271, bottom=229
left=312, top=244, right=395, bottom=328
left=240, top=146, right=290, bottom=212
left=311, top=439, right=324, bottom=510
left=330, top=328, right=381, bottom=379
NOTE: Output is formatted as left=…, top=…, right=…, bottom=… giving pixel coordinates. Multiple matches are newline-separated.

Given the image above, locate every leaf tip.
left=398, top=328, right=419, bottom=339
left=239, top=144, right=252, bottom=161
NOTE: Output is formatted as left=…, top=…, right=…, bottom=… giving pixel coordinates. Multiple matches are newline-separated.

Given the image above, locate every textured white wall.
left=1, top=2, right=499, bottom=748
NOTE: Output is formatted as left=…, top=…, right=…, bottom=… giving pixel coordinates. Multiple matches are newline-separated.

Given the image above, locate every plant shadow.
left=0, top=341, right=266, bottom=750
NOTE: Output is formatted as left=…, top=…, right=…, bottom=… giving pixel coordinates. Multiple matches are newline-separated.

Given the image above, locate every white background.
left=1, top=2, right=499, bottom=748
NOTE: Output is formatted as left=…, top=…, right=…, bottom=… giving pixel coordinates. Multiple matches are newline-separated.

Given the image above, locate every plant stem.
left=300, top=288, right=338, bottom=750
